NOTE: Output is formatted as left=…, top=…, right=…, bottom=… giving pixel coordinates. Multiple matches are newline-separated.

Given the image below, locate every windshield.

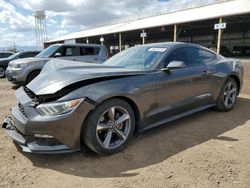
left=103, top=46, right=167, bottom=70
left=36, top=45, right=60, bottom=58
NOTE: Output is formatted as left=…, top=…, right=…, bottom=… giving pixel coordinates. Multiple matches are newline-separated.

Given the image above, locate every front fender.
left=59, top=74, right=158, bottom=122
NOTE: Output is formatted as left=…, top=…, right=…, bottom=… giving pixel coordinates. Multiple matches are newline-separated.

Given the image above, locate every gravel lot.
left=0, top=61, right=249, bottom=188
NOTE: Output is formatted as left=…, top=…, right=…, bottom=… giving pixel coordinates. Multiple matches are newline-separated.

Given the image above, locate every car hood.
left=27, top=59, right=147, bottom=95
left=9, top=57, right=50, bottom=65
left=0, top=59, right=9, bottom=63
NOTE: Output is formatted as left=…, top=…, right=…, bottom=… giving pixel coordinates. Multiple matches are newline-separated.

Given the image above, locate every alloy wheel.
left=96, top=106, right=131, bottom=149
left=223, top=81, right=237, bottom=108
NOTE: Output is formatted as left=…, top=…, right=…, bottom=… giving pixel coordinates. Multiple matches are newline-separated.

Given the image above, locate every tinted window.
left=201, top=50, right=217, bottom=63
left=80, top=47, right=100, bottom=56
left=61, top=47, right=77, bottom=56
left=31, top=52, right=40, bottom=56
left=18, top=53, right=36, bottom=58
left=2, top=53, right=12, bottom=58
left=166, top=47, right=203, bottom=67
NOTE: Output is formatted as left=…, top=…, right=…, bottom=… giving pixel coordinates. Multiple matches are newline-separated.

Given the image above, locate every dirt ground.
left=0, top=61, right=250, bottom=188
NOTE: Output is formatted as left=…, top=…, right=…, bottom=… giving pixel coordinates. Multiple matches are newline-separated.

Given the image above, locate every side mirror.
left=54, top=53, right=62, bottom=58
left=161, top=61, right=186, bottom=71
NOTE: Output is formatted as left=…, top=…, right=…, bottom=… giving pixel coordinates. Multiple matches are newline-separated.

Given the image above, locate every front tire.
left=215, top=78, right=238, bottom=112
left=26, top=70, right=40, bottom=84
left=0, top=67, right=5, bottom=78
left=82, top=99, right=135, bottom=155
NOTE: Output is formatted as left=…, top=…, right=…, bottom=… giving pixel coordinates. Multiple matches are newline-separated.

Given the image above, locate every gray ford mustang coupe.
left=2, top=42, right=244, bottom=155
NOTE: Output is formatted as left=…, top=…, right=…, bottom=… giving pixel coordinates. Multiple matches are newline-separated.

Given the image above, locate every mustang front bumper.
left=2, top=117, right=79, bottom=154
left=2, top=87, right=94, bottom=154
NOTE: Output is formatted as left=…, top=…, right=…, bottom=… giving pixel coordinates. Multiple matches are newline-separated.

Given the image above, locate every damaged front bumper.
left=2, top=116, right=80, bottom=154
left=2, top=87, right=95, bottom=154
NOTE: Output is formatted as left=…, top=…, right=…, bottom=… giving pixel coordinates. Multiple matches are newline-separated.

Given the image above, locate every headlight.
left=16, top=63, right=27, bottom=69
left=10, top=63, right=27, bottom=69
left=36, top=99, right=83, bottom=116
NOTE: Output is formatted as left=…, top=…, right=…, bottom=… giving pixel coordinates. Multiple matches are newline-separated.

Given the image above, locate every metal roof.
left=46, top=0, right=250, bottom=43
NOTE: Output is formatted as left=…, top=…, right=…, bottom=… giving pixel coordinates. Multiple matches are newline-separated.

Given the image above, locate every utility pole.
left=119, top=32, right=122, bottom=52
left=174, top=24, right=177, bottom=42
left=217, top=17, right=223, bottom=54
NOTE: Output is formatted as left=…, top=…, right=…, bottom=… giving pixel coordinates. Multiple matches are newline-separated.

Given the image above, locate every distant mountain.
left=0, top=46, right=42, bottom=52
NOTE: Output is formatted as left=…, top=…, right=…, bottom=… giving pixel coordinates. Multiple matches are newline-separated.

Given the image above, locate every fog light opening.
left=34, top=134, right=54, bottom=139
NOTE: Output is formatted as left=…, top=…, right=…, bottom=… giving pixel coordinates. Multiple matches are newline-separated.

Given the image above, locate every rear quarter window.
left=201, top=50, right=217, bottom=63
left=80, top=47, right=100, bottom=56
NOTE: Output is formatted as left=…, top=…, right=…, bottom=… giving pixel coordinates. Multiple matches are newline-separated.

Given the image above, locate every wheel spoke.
left=228, top=88, right=237, bottom=95
left=228, top=96, right=235, bottom=104
left=114, top=128, right=126, bottom=140
left=107, top=107, right=115, bottom=123
left=224, top=96, right=229, bottom=106
left=103, top=131, right=112, bottom=148
left=115, top=113, right=130, bottom=126
left=97, top=123, right=109, bottom=131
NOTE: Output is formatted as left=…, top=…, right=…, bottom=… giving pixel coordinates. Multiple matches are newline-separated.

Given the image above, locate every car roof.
left=137, top=42, right=217, bottom=54
left=140, top=42, right=204, bottom=49
left=52, top=43, right=105, bottom=47
left=18, top=51, right=41, bottom=54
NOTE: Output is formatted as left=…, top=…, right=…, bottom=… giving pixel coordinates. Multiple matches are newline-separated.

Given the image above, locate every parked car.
left=2, top=42, right=244, bottom=155
left=0, top=51, right=40, bottom=78
left=5, top=43, right=109, bottom=85
left=0, top=51, right=14, bottom=59
left=231, top=46, right=250, bottom=57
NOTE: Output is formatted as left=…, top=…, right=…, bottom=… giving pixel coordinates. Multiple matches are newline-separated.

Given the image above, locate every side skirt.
left=140, top=104, right=215, bottom=132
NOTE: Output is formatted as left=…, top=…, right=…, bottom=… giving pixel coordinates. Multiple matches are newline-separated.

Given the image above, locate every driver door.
left=154, top=47, right=212, bottom=119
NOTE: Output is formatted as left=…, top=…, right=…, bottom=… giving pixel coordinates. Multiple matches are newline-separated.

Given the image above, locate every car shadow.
left=22, top=97, right=250, bottom=178
left=11, top=85, right=20, bottom=90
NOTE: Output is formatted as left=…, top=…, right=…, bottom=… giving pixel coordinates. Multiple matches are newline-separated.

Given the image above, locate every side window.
left=201, top=50, right=217, bottom=63
left=18, top=53, right=31, bottom=58
left=61, top=47, right=77, bottom=56
left=2, top=53, right=12, bottom=58
left=165, top=47, right=203, bottom=67
left=31, top=52, right=39, bottom=57
left=80, top=47, right=100, bottom=56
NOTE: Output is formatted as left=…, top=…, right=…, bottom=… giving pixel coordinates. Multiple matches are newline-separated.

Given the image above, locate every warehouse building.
left=45, top=0, right=250, bottom=57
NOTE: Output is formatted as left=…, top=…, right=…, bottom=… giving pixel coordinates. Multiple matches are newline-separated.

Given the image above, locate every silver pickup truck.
left=6, top=43, right=109, bottom=86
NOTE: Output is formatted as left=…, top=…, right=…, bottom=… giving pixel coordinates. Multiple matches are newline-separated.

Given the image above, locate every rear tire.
left=215, top=78, right=238, bottom=112
left=0, top=67, right=5, bottom=78
left=26, top=70, right=40, bottom=84
left=82, top=98, right=135, bottom=155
